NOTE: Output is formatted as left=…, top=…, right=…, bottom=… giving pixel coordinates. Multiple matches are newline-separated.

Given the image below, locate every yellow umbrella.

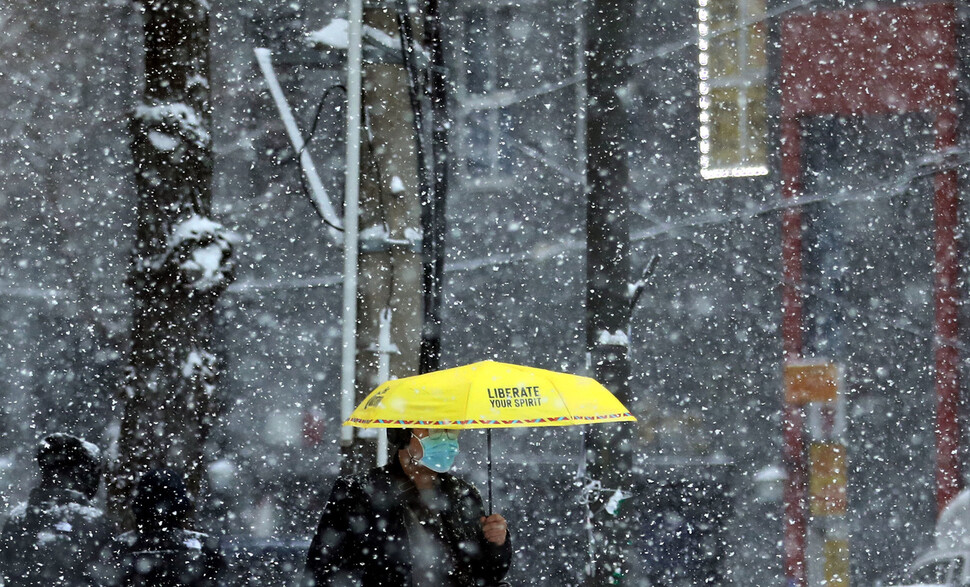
left=346, top=360, right=636, bottom=429
left=344, top=360, right=636, bottom=511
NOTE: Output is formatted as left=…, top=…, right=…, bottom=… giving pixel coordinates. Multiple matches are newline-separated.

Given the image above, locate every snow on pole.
left=253, top=48, right=343, bottom=243
left=340, top=0, right=363, bottom=447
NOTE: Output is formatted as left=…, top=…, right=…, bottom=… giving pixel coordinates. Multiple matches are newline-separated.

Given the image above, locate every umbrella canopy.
left=345, top=360, right=636, bottom=429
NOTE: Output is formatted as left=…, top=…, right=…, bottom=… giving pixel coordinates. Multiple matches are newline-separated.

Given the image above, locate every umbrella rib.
left=554, top=373, right=579, bottom=424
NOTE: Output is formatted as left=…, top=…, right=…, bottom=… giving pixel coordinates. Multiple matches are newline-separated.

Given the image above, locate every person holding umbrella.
left=303, top=427, right=511, bottom=587
left=307, top=360, right=636, bottom=586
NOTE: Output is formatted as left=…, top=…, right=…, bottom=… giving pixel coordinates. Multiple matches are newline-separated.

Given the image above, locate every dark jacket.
left=104, top=528, right=225, bottom=587
left=304, top=459, right=512, bottom=586
left=102, top=468, right=226, bottom=587
left=0, top=486, right=113, bottom=587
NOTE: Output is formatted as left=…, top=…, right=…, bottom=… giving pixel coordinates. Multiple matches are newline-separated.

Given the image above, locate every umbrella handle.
left=487, top=428, right=493, bottom=516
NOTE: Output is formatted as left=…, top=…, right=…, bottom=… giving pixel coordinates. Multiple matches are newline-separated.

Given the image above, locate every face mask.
left=415, top=431, right=460, bottom=473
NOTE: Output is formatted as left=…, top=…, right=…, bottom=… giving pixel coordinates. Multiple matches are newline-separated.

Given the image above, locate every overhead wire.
left=629, top=144, right=970, bottom=243
left=295, top=84, right=347, bottom=231
left=229, top=144, right=970, bottom=302
left=444, top=143, right=970, bottom=282
left=284, top=0, right=829, bottom=240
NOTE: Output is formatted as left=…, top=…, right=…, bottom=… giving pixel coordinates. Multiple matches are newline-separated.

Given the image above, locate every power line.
left=628, top=0, right=817, bottom=68
left=444, top=143, right=970, bottom=277
left=631, top=145, right=970, bottom=243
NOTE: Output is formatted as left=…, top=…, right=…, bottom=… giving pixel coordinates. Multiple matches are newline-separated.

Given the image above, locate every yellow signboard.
left=810, top=442, right=847, bottom=516
left=785, top=362, right=839, bottom=405
left=824, top=539, right=850, bottom=587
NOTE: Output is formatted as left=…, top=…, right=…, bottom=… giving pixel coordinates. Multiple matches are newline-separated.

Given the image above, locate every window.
left=698, top=0, right=768, bottom=178
left=458, top=5, right=518, bottom=185
left=455, top=1, right=584, bottom=188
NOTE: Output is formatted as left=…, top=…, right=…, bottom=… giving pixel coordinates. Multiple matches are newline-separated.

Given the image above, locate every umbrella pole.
left=487, top=428, right=493, bottom=515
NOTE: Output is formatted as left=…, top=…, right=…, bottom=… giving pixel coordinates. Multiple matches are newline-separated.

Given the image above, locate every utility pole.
left=113, top=0, right=235, bottom=520
left=584, top=0, right=637, bottom=582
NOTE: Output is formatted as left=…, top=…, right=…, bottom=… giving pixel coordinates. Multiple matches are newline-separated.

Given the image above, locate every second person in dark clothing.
left=0, top=433, right=113, bottom=587
left=304, top=428, right=512, bottom=587
left=105, top=468, right=225, bottom=587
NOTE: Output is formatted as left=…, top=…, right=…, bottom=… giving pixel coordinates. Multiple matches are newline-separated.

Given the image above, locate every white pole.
left=253, top=48, right=343, bottom=243
left=340, top=0, right=364, bottom=447
left=375, top=308, right=392, bottom=466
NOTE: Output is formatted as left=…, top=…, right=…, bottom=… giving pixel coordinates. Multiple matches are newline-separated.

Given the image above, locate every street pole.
left=780, top=115, right=808, bottom=587
left=584, top=0, right=636, bottom=581
left=339, top=0, right=363, bottom=463
left=934, top=104, right=961, bottom=513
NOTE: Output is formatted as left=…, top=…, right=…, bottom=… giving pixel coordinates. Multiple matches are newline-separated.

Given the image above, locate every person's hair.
left=387, top=428, right=413, bottom=451
left=36, top=433, right=102, bottom=498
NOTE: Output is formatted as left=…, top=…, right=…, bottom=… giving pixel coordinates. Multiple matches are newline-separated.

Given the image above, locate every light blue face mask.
left=415, top=430, right=460, bottom=473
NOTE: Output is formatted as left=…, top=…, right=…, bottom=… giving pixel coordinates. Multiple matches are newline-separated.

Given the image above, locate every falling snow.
left=0, top=0, right=965, bottom=586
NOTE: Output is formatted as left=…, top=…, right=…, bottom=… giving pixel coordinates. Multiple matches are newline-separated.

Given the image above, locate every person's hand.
left=480, top=514, right=508, bottom=546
